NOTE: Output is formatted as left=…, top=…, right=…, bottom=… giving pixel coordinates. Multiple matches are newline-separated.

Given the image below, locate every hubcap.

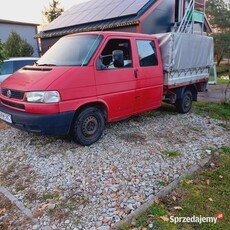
left=184, top=95, right=191, bottom=109
left=82, top=116, right=98, bottom=137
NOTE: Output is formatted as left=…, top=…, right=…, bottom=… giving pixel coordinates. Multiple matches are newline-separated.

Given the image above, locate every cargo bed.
left=155, top=33, right=214, bottom=86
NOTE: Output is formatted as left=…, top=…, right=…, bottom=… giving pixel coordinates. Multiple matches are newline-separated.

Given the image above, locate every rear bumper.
left=0, top=104, right=75, bottom=135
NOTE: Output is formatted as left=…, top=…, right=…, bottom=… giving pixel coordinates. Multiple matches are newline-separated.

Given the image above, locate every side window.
left=136, top=40, right=158, bottom=67
left=1, top=62, right=13, bottom=75
left=97, top=39, right=132, bottom=70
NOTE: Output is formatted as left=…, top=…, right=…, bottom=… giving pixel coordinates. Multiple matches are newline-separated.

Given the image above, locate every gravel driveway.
left=198, top=84, right=230, bottom=102
left=0, top=109, right=229, bottom=229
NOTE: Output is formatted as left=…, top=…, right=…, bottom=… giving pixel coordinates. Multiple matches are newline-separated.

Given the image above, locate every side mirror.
left=112, top=50, right=124, bottom=68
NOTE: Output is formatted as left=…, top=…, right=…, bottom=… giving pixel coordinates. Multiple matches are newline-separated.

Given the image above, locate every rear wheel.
left=175, top=90, right=193, bottom=113
left=72, top=107, right=105, bottom=146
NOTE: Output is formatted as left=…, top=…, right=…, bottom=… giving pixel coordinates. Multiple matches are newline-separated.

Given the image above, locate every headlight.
left=25, top=91, right=60, bottom=103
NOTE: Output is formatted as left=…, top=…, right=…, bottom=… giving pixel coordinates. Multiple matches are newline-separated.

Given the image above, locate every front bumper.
left=0, top=104, right=75, bottom=135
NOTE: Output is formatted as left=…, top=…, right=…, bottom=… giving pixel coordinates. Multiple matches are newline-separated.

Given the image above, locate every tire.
left=175, top=90, right=193, bottom=114
left=72, top=107, right=105, bottom=146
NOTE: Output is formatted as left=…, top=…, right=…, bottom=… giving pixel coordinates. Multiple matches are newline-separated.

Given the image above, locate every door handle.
left=134, top=69, right=138, bottom=78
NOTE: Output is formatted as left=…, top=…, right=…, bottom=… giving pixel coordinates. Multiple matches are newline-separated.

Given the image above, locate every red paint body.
left=0, top=32, right=207, bottom=138
left=1, top=32, right=163, bottom=119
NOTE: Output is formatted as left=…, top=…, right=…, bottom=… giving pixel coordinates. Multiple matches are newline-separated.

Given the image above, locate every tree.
left=0, top=39, right=7, bottom=74
left=206, top=0, right=230, bottom=65
left=212, top=33, right=230, bottom=66
left=0, top=39, right=6, bottom=64
left=5, top=31, right=33, bottom=57
left=43, top=0, right=64, bottom=23
left=206, top=0, right=230, bottom=31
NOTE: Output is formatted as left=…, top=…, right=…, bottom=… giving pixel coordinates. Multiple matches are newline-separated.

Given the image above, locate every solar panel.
left=44, top=0, right=151, bottom=31
left=120, top=1, right=149, bottom=16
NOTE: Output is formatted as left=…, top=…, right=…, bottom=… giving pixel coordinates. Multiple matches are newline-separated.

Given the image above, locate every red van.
left=0, top=32, right=212, bottom=145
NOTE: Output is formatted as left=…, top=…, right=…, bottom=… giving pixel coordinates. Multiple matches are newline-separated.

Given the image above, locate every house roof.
left=35, top=0, right=212, bottom=39
left=0, top=19, right=39, bottom=26
left=35, top=0, right=157, bottom=38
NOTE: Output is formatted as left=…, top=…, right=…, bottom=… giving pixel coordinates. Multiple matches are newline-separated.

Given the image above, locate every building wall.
left=140, top=0, right=175, bottom=34
left=40, top=25, right=138, bottom=54
left=39, top=0, right=210, bottom=54
left=0, top=21, right=39, bottom=57
left=40, top=37, right=60, bottom=54
left=106, top=25, right=137, bottom=33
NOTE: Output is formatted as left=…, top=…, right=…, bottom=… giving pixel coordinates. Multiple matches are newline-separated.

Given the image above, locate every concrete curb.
left=0, top=186, right=37, bottom=223
left=0, top=186, right=52, bottom=230
left=112, top=156, right=211, bottom=229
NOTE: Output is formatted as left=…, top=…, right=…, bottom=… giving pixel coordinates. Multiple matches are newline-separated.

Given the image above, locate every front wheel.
left=175, top=90, right=193, bottom=113
left=72, top=107, right=105, bottom=146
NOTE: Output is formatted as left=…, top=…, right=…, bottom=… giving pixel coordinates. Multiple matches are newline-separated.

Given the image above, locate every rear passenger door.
left=134, top=39, right=163, bottom=113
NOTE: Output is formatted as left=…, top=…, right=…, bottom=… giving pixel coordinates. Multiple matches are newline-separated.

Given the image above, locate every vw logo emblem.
left=7, top=90, right=12, bottom=98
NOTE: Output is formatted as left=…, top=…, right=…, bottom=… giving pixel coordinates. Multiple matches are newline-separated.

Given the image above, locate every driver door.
left=94, top=37, right=136, bottom=121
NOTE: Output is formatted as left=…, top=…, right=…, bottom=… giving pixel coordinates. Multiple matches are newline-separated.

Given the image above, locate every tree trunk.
left=216, top=56, right=223, bottom=66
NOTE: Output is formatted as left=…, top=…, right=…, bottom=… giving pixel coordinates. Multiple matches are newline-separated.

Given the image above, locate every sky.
left=0, top=0, right=89, bottom=24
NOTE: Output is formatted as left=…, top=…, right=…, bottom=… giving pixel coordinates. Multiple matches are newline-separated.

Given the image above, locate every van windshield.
left=37, top=34, right=103, bottom=66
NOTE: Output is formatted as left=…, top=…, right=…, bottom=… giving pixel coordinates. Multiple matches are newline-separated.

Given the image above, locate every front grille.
left=1, top=99, right=25, bottom=110
left=2, top=88, right=24, bottom=100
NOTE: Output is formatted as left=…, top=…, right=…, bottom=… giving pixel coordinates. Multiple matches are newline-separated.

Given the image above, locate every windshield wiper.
left=36, top=63, right=56, bottom=66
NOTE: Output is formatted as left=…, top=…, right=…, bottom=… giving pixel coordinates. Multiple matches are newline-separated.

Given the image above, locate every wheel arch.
left=73, top=101, right=108, bottom=121
left=171, top=84, right=198, bottom=101
left=185, top=84, right=198, bottom=101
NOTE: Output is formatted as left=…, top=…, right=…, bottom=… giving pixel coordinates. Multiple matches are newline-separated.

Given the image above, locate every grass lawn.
left=119, top=147, right=230, bottom=230
left=217, top=78, right=229, bottom=85
left=192, top=102, right=230, bottom=122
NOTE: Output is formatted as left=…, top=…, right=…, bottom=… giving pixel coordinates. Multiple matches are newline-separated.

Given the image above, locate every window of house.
left=136, top=40, right=158, bottom=67
left=98, top=39, right=132, bottom=70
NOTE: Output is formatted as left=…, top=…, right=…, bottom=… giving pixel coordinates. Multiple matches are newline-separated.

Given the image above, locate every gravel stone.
left=32, top=225, right=40, bottom=230
left=0, top=113, right=229, bottom=229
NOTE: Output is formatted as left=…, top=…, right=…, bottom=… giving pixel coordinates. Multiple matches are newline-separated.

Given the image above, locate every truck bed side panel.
left=155, top=32, right=214, bottom=86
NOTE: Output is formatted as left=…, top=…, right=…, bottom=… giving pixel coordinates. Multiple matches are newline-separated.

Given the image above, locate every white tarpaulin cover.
left=155, top=33, right=214, bottom=72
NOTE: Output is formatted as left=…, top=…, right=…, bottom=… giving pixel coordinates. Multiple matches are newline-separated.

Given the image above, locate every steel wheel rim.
left=81, top=115, right=98, bottom=137
left=184, top=95, right=191, bottom=110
